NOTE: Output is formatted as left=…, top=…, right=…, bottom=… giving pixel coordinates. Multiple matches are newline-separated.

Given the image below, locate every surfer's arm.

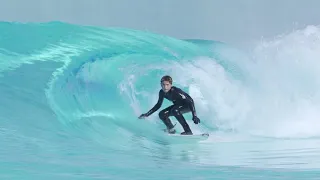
left=176, top=88, right=197, bottom=117
left=186, top=97, right=197, bottom=117
left=145, top=90, right=164, bottom=116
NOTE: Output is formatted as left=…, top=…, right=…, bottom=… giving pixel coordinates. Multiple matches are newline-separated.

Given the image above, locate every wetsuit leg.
left=170, top=105, right=192, bottom=133
left=158, top=105, right=176, bottom=129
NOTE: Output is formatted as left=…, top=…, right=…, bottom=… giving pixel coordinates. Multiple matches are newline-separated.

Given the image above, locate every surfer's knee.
left=158, top=110, right=167, bottom=120
left=171, top=106, right=181, bottom=116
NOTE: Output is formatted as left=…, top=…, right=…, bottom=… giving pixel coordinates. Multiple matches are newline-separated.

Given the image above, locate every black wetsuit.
left=145, top=86, right=197, bottom=133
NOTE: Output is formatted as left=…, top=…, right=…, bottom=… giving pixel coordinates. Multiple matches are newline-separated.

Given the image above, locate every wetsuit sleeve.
left=176, top=88, right=197, bottom=117
left=145, top=90, right=164, bottom=116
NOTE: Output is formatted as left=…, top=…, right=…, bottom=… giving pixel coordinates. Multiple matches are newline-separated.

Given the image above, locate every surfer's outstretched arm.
left=139, top=90, right=164, bottom=118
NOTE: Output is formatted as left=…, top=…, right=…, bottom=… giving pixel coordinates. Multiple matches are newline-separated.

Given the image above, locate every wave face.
left=1, top=22, right=320, bottom=179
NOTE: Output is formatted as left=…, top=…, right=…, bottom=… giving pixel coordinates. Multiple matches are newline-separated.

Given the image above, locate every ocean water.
left=1, top=21, right=320, bottom=179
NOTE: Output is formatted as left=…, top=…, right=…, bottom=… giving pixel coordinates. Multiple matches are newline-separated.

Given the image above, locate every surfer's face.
left=161, top=81, right=172, bottom=93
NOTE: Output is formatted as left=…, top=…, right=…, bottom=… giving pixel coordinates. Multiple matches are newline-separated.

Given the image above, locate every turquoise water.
left=1, top=21, right=320, bottom=179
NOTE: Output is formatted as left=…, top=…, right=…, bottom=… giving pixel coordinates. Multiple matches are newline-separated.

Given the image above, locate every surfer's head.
left=161, top=75, right=172, bottom=93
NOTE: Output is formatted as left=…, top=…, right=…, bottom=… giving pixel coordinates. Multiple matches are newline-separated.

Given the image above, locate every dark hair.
left=161, top=75, right=173, bottom=84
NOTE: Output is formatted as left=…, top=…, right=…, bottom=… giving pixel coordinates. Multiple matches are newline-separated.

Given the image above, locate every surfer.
left=138, top=75, right=201, bottom=135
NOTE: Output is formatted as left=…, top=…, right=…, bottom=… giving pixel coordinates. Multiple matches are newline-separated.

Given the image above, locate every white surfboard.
left=162, top=123, right=209, bottom=141
left=167, top=132, right=209, bottom=139
left=165, top=133, right=209, bottom=144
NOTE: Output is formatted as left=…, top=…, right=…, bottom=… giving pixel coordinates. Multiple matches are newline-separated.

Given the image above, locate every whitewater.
left=1, top=21, right=320, bottom=179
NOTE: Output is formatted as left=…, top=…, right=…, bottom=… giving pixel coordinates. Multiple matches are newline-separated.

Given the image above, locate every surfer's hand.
left=192, top=116, right=200, bottom=124
left=138, top=113, right=147, bottom=119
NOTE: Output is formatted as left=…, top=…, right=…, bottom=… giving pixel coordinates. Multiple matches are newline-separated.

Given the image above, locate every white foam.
left=170, top=25, right=320, bottom=138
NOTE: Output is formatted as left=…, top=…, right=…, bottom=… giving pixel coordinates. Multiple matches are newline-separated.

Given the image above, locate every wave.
left=1, top=21, right=320, bottom=179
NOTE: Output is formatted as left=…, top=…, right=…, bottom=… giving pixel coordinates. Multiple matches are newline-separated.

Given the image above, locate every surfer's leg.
left=170, top=105, right=193, bottom=135
left=158, top=105, right=176, bottom=133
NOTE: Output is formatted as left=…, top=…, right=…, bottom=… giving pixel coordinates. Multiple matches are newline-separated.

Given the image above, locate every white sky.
left=1, top=0, right=320, bottom=46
